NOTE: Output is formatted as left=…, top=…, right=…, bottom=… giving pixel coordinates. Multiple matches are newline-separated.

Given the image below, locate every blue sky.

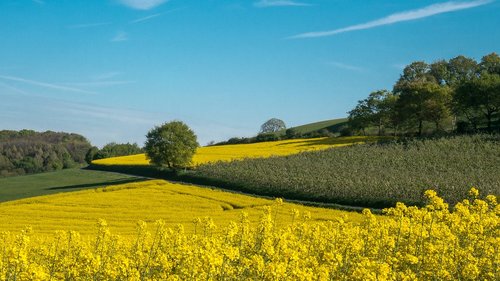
left=0, top=0, right=499, bottom=146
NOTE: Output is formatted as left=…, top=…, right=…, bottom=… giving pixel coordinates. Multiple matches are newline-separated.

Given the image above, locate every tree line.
left=86, top=142, right=143, bottom=163
left=348, top=53, right=500, bottom=136
left=0, top=130, right=144, bottom=177
left=0, top=130, right=92, bottom=177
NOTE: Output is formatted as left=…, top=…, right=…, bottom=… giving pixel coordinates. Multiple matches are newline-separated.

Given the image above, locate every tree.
left=395, top=81, right=451, bottom=135
left=480, top=52, right=500, bottom=75
left=285, top=128, right=300, bottom=139
left=348, top=90, right=398, bottom=135
left=455, top=72, right=500, bottom=131
left=394, top=61, right=452, bottom=135
left=85, top=146, right=99, bottom=164
left=93, top=142, right=143, bottom=160
left=144, top=121, right=199, bottom=169
left=446, top=55, right=478, bottom=87
left=260, top=118, right=286, bottom=134
left=348, top=99, right=371, bottom=135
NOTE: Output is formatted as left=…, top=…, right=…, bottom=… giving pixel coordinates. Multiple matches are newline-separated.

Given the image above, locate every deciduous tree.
left=144, top=121, right=199, bottom=169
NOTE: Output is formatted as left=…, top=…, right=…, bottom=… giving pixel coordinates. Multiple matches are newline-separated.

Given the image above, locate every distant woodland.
left=0, top=130, right=145, bottom=177
left=0, top=130, right=92, bottom=177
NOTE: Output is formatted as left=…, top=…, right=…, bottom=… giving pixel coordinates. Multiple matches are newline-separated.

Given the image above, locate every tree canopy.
left=348, top=52, right=500, bottom=135
left=260, top=118, right=286, bottom=134
left=0, top=130, right=92, bottom=177
left=144, top=121, right=199, bottom=169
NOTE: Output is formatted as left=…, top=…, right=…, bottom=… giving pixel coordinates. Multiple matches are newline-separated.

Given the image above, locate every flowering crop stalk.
left=0, top=188, right=497, bottom=280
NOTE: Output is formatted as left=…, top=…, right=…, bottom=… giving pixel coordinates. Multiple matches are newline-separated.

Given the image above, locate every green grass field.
left=0, top=168, right=146, bottom=202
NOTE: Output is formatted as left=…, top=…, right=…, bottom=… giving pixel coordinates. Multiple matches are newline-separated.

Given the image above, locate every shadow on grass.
left=47, top=177, right=148, bottom=190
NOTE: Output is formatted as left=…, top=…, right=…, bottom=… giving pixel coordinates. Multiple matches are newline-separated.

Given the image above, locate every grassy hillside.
left=0, top=179, right=363, bottom=235
left=0, top=169, right=144, bottom=202
left=288, top=118, right=348, bottom=134
left=93, top=136, right=384, bottom=166
left=193, top=135, right=500, bottom=208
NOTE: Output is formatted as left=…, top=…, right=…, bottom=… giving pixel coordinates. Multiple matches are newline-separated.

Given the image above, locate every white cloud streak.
left=254, top=0, right=310, bottom=7
left=118, top=0, right=169, bottom=10
left=0, top=75, right=95, bottom=94
left=130, top=7, right=185, bottom=24
left=130, top=13, right=162, bottom=24
left=290, top=0, right=493, bottom=39
left=0, top=82, right=29, bottom=95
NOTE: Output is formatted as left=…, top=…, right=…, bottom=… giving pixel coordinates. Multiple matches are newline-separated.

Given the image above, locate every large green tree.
left=144, top=121, right=199, bottom=169
left=452, top=53, right=500, bottom=131
left=455, top=72, right=500, bottom=131
left=395, top=80, right=451, bottom=135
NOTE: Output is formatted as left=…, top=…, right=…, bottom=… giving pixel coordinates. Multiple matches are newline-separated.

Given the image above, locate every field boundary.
left=86, top=164, right=383, bottom=214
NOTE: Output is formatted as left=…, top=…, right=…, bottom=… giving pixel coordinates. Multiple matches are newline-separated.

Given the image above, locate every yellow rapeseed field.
left=92, top=136, right=384, bottom=166
left=0, top=179, right=362, bottom=236
left=0, top=188, right=497, bottom=280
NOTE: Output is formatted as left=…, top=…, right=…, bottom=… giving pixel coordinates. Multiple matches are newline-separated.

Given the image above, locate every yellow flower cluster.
left=0, top=180, right=362, bottom=235
left=0, top=190, right=498, bottom=280
left=92, top=136, right=386, bottom=166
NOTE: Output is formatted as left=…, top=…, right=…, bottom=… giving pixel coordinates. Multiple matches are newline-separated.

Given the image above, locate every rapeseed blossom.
left=0, top=189, right=497, bottom=280
left=92, top=136, right=384, bottom=166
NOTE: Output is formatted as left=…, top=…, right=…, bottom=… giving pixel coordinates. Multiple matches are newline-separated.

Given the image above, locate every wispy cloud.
left=111, top=31, right=129, bottom=42
left=290, top=0, right=493, bottom=38
left=254, top=0, right=310, bottom=7
left=0, top=82, right=29, bottom=95
left=53, top=102, right=157, bottom=125
left=67, top=22, right=112, bottom=29
left=130, top=13, right=162, bottom=24
left=327, top=61, right=365, bottom=72
left=0, top=74, right=95, bottom=94
left=118, top=0, right=169, bottom=10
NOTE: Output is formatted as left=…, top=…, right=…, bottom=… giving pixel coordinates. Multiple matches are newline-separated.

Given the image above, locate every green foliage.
left=285, top=128, right=300, bottom=138
left=0, top=130, right=92, bottom=177
left=455, top=71, right=500, bottom=131
left=348, top=90, right=397, bottom=135
left=395, top=81, right=451, bottom=134
left=90, top=142, right=143, bottom=162
left=85, top=147, right=99, bottom=164
left=193, top=135, right=500, bottom=208
left=347, top=52, right=500, bottom=136
left=255, top=133, right=280, bottom=142
left=144, top=121, right=199, bottom=169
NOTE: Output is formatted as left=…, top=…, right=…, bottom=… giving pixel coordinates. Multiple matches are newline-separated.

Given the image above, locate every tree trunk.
left=485, top=111, right=492, bottom=132
left=418, top=120, right=423, bottom=136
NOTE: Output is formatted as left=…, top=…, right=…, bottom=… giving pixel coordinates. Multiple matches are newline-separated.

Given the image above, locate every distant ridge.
left=287, top=118, right=348, bottom=135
